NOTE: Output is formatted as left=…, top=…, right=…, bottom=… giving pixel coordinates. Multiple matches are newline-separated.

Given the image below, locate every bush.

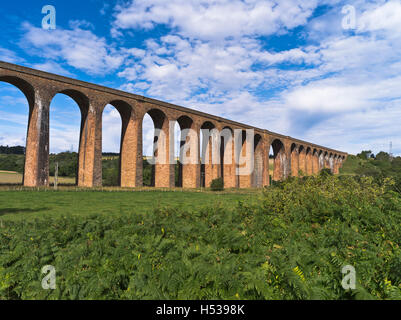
left=319, top=168, right=333, bottom=176
left=210, top=177, right=224, bottom=191
left=1, top=175, right=401, bottom=299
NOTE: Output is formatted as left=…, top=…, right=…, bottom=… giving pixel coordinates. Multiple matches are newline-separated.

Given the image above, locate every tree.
left=375, top=151, right=390, bottom=162
left=357, top=150, right=372, bottom=160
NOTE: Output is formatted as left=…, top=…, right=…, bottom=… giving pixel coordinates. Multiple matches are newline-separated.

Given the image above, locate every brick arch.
left=306, top=147, right=313, bottom=175
left=318, top=150, right=325, bottom=171
left=176, top=115, right=194, bottom=129
left=175, top=115, right=200, bottom=188
left=56, top=89, right=90, bottom=111
left=252, top=133, right=265, bottom=188
left=47, top=89, right=90, bottom=187
left=145, top=108, right=168, bottom=128
left=0, top=75, right=35, bottom=108
left=200, top=121, right=219, bottom=188
left=142, top=108, right=174, bottom=188
left=101, top=100, right=139, bottom=188
left=0, top=62, right=347, bottom=188
left=0, top=75, right=43, bottom=186
left=201, top=121, right=216, bottom=129
left=312, top=148, right=319, bottom=174
left=270, top=138, right=286, bottom=181
left=323, top=151, right=330, bottom=169
left=237, top=129, right=255, bottom=188
left=290, top=143, right=299, bottom=177
left=102, top=99, right=134, bottom=117
left=333, top=154, right=339, bottom=174
left=329, top=152, right=334, bottom=173
left=220, top=126, right=236, bottom=188
left=298, top=145, right=307, bottom=175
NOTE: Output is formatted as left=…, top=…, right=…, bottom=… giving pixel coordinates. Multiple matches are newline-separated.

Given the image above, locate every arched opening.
left=49, top=90, right=88, bottom=186
left=101, top=102, right=129, bottom=186
left=319, top=150, right=324, bottom=171
left=175, top=115, right=198, bottom=188
left=329, top=153, right=334, bottom=172
left=220, top=126, right=236, bottom=188
left=142, top=108, right=173, bottom=188
left=324, top=151, right=330, bottom=169
left=298, top=145, right=306, bottom=175
left=102, top=104, right=122, bottom=186
left=269, top=144, right=274, bottom=184
left=173, top=120, right=181, bottom=187
left=0, top=78, right=33, bottom=185
left=200, top=121, right=218, bottom=188
left=306, top=147, right=312, bottom=175
left=142, top=113, right=155, bottom=187
left=312, top=149, right=319, bottom=174
left=271, top=139, right=285, bottom=181
left=252, top=134, right=264, bottom=187
left=237, top=130, right=250, bottom=188
left=290, top=143, right=299, bottom=177
left=333, top=154, right=339, bottom=174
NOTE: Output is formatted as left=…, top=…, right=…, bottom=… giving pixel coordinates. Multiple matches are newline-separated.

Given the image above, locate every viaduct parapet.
left=0, top=61, right=347, bottom=188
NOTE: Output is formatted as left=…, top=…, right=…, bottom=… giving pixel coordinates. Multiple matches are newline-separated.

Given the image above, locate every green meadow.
left=0, top=189, right=257, bottom=222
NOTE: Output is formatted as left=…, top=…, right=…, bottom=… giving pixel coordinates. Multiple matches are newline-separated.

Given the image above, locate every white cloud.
left=102, top=105, right=122, bottom=153
left=358, top=0, right=401, bottom=36
left=301, top=98, right=401, bottom=155
left=119, top=36, right=270, bottom=103
left=31, top=61, right=74, bottom=77
left=68, top=20, right=95, bottom=30
left=112, top=0, right=318, bottom=40
left=255, top=47, right=320, bottom=66
left=21, top=22, right=125, bottom=75
left=0, top=47, right=22, bottom=64
left=0, top=131, right=26, bottom=147
left=283, top=75, right=401, bottom=113
left=0, top=110, right=28, bottom=127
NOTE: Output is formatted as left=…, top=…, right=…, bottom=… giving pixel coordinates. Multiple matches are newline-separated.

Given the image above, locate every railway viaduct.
left=0, top=61, right=347, bottom=188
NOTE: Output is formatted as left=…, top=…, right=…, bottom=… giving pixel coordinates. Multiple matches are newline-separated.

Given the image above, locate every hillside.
left=340, top=151, right=401, bottom=193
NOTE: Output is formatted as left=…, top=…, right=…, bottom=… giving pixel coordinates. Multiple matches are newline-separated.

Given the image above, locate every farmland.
left=0, top=171, right=76, bottom=185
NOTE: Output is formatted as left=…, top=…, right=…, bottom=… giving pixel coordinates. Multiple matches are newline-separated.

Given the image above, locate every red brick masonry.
left=0, top=61, right=347, bottom=188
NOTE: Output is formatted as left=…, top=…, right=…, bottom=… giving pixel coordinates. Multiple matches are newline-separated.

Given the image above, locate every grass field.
left=0, top=171, right=76, bottom=185
left=0, top=189, right=258, bottom=222
left=0, top=171, right=23, bottom=184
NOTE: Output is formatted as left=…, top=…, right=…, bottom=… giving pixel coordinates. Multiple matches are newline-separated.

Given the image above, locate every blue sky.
left=0, top=0, right=400, bottom=155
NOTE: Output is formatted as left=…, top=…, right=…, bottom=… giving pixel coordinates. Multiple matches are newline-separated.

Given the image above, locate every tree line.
left=1, top=146, right=401, bottom=191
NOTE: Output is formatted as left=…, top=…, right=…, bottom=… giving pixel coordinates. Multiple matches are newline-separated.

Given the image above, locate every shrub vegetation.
left=1, top=174, right=400, bottom=300
left=210, top=178, right=224, bottom=191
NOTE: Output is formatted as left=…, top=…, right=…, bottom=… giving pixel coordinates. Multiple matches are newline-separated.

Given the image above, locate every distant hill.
left=340, top=151, right=401, bottom=193
left=0, top=145, right=25, bottom=155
